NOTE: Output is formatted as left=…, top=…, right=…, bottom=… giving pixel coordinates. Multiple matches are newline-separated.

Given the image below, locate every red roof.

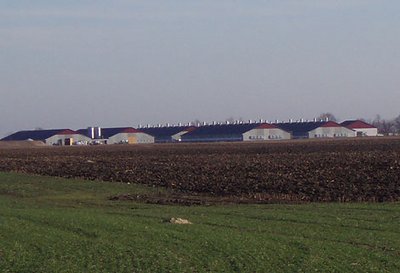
left=122, top=128, right=142, bottom=134
left=185, top=126, right=197, bottom=132
left=58, top=129, right=80, bottom=135
left=341, top=120, right=376, bottom=129
left=319, top=121, right=342, bottom=128
left=256, top=123, right=278, bottom=129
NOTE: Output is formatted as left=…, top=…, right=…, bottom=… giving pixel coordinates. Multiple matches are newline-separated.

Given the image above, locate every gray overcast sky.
left=1, top=0, right=399, bottom=137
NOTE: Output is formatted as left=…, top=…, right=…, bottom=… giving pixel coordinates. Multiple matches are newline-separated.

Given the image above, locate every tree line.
left=368, top=114, right=400, bottom=135
left=318, top=112, right=400, bottom=135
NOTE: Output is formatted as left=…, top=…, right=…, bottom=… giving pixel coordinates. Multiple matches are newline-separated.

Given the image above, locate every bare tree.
left=225, top=117, right=244, bottom=124
left=225, top=117, right=235, bottom=124
left=317, top=113, right=337, bottom=122
left=394, top=114, right=400, bottom=134
left=190, top=119, right=203, bottom=126
left=372, top=114, right=397, bottom=135
left=382, top=120, right=396, bottom=135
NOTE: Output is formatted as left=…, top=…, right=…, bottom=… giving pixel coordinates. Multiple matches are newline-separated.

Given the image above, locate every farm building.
left=1, top=129, right=91, bottom=145
left=139, top=126, right=196, bottom=143
left=242, top=123, right=291, bottom=141
left=181, top=123, right=290, bottom=142
left=78, top=127, right=154, bottom=144
left=341, top=120, right=378, bottom=137
left=276, top=121, right=356, bottom=139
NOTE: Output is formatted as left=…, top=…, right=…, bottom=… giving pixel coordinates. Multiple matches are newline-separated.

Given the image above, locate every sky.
left=1, top=0, right=399, bottom=137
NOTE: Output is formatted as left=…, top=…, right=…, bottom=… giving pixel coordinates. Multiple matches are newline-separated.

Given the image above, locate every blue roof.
left=1, top=129, right=73, bottom=141
left=340, top=120, right=357, bottom=127
left=181, top=124, right=259, bottom=142
left=77, top=127, right=133, bottom=139
left=101, top=127, right=136, bottom=138
left=275, top=121, right=327, bottom=138
left=139, top=126, right=192, bottom=142
left=76, top=129, right=91, bottom=137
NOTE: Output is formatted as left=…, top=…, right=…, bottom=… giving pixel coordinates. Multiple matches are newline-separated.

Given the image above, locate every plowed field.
left=1, top=138, right=399, bottom=202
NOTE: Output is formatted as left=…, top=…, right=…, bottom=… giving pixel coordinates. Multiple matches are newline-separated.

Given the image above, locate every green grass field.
left=0, top=172, right=399, bottom=273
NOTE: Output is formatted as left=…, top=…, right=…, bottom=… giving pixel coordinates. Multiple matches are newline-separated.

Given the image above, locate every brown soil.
left=0, top=141, right=45, bottom=149
left=0, top=138, right=399, bottom=203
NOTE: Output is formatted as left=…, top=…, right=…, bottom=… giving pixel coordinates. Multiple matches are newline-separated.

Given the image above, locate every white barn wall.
left=46, top=134, right=91, bottom=145
left=353, top=128, right=378, bottom=137
left=108, top=133, right=154, bottom=144
left=309, top=127, right=356, bottom=138
left=243, top=128, right=291, bottom=141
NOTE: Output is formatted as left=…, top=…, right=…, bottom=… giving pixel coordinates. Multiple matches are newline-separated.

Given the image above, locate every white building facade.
left=106, top=128, right=154, bottom=144
left=308, top=122, right=356, bottom=138
left=243, top=124, right=291, bottom=141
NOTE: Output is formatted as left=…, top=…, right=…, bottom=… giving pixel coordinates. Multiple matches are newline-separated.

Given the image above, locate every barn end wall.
left=309, top=127, right=356, bottom=138
left=352, top=128, right=378, bottom=137
left=45, top=134, right=92, bottom=145
left=108, top=133, right=154, bottom=144
left=243, top=128, right=291, bottom=141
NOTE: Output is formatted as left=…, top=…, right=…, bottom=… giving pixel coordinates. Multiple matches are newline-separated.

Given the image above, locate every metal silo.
left=94, top=127, right=102, bottom=139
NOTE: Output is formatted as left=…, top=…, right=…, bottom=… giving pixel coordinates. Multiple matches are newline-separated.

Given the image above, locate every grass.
left=0, top=172, right=399, bottom=272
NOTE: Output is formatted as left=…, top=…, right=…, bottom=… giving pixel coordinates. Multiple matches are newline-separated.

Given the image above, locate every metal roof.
left=341, top=120, right=376, bottom=129
left=257, top=123, right=280, bottom=129
left=77, top=127, right=143, bottom=139
left=139, top=126, right=193, bottom=138
left=182, top=124, right=259, bottom=139
left=274, top=121, right=343, bottom=138
left=1, top=129, right=78, bottom=141
left=275, top=122, right=324, bottom=135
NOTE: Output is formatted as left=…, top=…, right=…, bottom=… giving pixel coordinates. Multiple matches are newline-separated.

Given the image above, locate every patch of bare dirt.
left=1, top=138, right=400, bottom=203
left=0, top=141, right=45, bottom=149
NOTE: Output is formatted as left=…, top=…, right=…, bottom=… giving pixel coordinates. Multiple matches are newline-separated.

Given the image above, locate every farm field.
left=0, top=138, right=400, bottom=202
left=0, top=172, right=399, bottom=273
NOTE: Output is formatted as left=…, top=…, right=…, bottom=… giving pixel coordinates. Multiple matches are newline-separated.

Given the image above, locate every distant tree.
left=372, top=114, right=397, bottom=135
left=317, top=113, right=337, bottom=122
left=372, top=115, right=385, bottom=134
left=34, top=127, right=44, bottom=130
left=225, top=117, right=244, bottom=124
left=190, top=119, right=202, bottom=126
left=373, top=114, right=381, bottom=122
left=223, top=117, right=233, bottom=124
left=394, top=114, right=400, bottom=134
left=382, top=120, right=396, bottom=135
